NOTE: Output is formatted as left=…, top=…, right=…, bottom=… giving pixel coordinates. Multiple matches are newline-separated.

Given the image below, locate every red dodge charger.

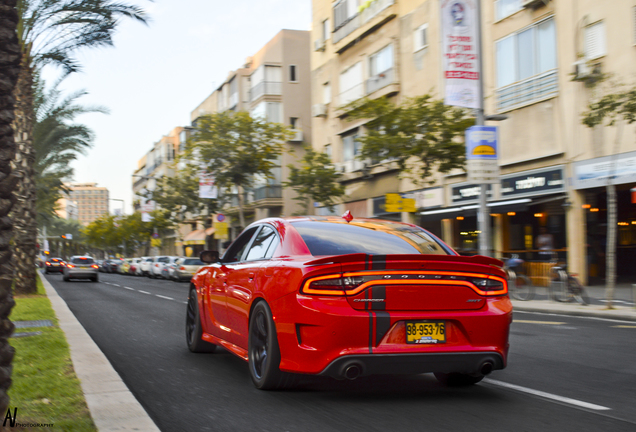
left=186, top=216, right=512, bottom=390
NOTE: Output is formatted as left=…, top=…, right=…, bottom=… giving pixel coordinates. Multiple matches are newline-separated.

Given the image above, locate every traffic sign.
left=466, top=159, right=500, bottom=184
left=466, top=126, right=498, bottom=160
left=385, top=194, right=417, bottom=213
left=217, top=214, right=225, bottom=222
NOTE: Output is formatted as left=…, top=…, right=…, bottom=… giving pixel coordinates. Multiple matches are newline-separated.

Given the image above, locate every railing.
left=249, top=81, right=282, bottom=102
left=254, top=185, right=282, bottom=201
left=333, top=0, right=395, bottom=44
left=366, top=67, right=394, bottom=94
left=229, top=92, right=239, bottom=108
left=495, top=69, right=558, bottom=112
left=229, top=191, right=254, bottom=208
left=360, top=0, right=394, bottom=23
left=338, top=82, right=365, bottom=106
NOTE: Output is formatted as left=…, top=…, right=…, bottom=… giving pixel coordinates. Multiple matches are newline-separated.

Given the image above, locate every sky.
left=45, top=0, right=312, bottom=214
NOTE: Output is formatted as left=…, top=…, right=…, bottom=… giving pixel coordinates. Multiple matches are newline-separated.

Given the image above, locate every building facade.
left=64, top=183, right=109, bottom=225
left=311, top=0, right=636, bottom=284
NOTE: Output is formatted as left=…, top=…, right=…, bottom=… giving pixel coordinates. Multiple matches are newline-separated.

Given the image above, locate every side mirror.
left=200, top=250, right=220, bottom=264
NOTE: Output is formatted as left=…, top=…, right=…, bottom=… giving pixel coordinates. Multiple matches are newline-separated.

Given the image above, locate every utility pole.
left=475, top=0, right=489, bottom=257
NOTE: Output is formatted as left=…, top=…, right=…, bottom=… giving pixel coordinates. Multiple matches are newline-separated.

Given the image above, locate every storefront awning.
left=183, top=229, right=206, bottom=245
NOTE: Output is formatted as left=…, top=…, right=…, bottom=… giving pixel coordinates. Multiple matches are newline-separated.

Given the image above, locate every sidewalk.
left=512, top=283, right=636, bottom=321
left=40, top=274, right=160, bottom=432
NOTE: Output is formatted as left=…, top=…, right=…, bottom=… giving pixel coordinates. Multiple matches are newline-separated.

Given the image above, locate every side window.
left=223, top=227, right=259, bottom=263
left=245, top=226, right=277, bottom=261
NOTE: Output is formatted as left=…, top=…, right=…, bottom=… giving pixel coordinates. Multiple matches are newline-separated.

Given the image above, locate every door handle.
left=248, top=272, right=255, bottom=280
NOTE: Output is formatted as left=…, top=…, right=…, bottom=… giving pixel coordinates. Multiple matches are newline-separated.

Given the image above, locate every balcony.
left=254, top=185, right=282, bottom=201
left=249, top=81, right=282, bottom=102
left=333, top=0, right=396, bottom=49
left=338, top=83, right=365, bottom=107
left=229, top=92, right=239, bottom=109
left=366, top=67, right=396, bottom=95
left=495, top=69, right=558, bottom=112
left=289, top=129, right=303, bottom=142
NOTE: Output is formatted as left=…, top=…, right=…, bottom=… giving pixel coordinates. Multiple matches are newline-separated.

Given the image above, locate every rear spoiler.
left=304, top=253, right=503, bottom=268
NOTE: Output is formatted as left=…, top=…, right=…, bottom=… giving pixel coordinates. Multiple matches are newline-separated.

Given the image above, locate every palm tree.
left=33, top=75, right=106, bottom=226
left=13, top=0, right=149, bottom=294
left=0, top=0, right=21, bottom=414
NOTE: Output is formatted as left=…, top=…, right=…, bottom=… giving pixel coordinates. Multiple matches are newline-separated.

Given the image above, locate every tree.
left=284, top=146, right=345, bottom=214
left=0, top=0, right=21, bottom=414
left=344, top=95, right=474, bottom=185
left=34, top=75, right=105, bottom=226
left=582, top=84, right=636, bottom=309
left=145, top=162, right=218, bottom=233
left=13, top=0, right=149, bottom=294
left=188, top=111, right=293, bottom=227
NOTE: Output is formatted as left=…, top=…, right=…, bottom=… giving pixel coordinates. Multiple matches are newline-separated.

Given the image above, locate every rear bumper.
left=319, top=352, right=504, bottom=379
left=66, top=270, right=98, bottom=279
left=45, top=267, right=64, bottom=273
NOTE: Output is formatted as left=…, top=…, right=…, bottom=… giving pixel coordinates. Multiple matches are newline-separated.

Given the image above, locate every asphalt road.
left=45, top=271, right=636, bottom=432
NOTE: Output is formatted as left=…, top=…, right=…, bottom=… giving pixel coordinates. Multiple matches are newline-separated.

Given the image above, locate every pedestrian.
left=535, top=226, right=554, bottom=261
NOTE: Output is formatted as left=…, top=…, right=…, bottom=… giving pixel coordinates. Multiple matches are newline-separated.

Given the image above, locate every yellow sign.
left=384, top=194, right=417, bottom=213
left=214, top=222, right=229, bottom=240
left=151, top=238, right=162, bottom=248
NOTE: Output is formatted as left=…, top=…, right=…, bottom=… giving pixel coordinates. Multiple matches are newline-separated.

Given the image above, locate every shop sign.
left=384, top=194, right=417, bottom=213
left=501, top=167, right=565, bottom=197
left=572, top=151, right=636, bottom=189
left=410, top=188, right=444, bottom=209
left=451, top=184, right=492, bottom=204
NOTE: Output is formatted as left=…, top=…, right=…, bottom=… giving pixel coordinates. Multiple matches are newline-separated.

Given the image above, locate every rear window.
left=157, top=257, right=170, bottom=263
left=292, top=221, right=451, bottom=256
left=50, top=258, right=62, bottom=262
left=71, top=257, right=94, bottom=264
left=183, top=259, right=204, bottom=265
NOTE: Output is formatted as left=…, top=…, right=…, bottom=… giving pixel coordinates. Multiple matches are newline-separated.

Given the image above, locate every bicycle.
left=549, top=263, right=589, bottom=305
left=504, top=255, right=535, bottom=301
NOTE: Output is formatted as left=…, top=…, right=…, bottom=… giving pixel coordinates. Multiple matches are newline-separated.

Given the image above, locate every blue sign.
left=216, top=214, right=225, bottom=222
left=466, top=126, right=498, bottom=160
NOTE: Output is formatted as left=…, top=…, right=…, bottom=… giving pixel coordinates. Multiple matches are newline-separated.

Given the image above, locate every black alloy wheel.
left=185, top=288, right=216, bottom=353
left=248, top=301, right=297, bottom=390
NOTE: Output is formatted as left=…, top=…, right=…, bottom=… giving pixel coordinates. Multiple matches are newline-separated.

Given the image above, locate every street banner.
left=199, top=171, right=218, bottom=199
left=440, top=0, right=480, bottom=109
left=140, top=198, right=155, bottom=222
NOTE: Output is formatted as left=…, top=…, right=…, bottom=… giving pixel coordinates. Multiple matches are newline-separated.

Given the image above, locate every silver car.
left=63, top=256, right=99, bottom=282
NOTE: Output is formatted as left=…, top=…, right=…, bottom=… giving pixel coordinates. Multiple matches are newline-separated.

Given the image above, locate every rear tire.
left=434, top=372, right=484, bottom=386
left=92, top=276, right=99, bottom=282
left=63, top=276, right=70, bottom=282
left=185, top=288, right=217, bottom=353
left=248, top=301, right=297, bottom=390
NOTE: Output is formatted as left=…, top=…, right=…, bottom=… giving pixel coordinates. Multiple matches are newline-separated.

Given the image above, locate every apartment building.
left=311, top=0, right=636, bottom=284
left=190, top=29, right=312, bottom=237
left=64, top=182, right=109, bottom=225
left=55, top=197, right=79, bottom=220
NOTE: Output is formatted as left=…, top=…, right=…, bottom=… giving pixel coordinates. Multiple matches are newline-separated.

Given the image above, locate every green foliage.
left=582, top=86, right=636, bottom=128
left=284, top=146, right=345, bottom=214
left=17, top=0, right=149, bottom=72
left=43, top=217, right=85, bottom=242
left=344, top=95, right=474, bottom=185
left=144, top=162, right=217, bottom=231
left=34, top=74, right=106, bottom=225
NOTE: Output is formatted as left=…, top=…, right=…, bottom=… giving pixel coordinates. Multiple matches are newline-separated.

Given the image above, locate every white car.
left=139, top=256, right=155, bottom=276
left=150, top=256, right=179, bottom=278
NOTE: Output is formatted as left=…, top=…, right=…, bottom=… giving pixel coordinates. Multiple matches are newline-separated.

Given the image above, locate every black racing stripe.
left=371, top=255, right=386, bottom=270
left=371, top=285, right=386, bottom=311
left=375, top=311, right=391, bottom=346
left=368, top=313, right=374, bottom=353
left=365, top=285, right=370, bottom=311
left=366, top=254, right=370, bottom=270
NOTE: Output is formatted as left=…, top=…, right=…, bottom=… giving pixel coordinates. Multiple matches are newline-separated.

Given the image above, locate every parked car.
left=119, top=259, right=132, bottom=274
left=150, top=256, right=178, bottom=278
left=63, top=256, right=99, bottom=282
left=44, top=257, right=66, bottom=274
left=173, top=257, right=205, bottom=281
left=129, top=257, right=143, bottom=275
left=161, top=257, right=183, bottom=279
left=107, top=258, right=124, bottom=273
left=186, top=216, right=512, bottom=390
left=139, top=256, right=155, bottom=276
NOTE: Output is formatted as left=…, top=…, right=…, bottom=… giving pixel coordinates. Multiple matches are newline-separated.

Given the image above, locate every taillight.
left=180, top=266, right=186, bottom=271
left=91, top=265, right=98, bottom=269
left=466, top=277, right=507, bottom=296
left=45, top=262, right=51, bottom=266
left=61, top=262, right=66, bottom=267
left=67, top=264, right=75, bottom=269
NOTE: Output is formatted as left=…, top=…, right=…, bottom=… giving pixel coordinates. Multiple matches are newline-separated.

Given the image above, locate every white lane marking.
left=514, top=310, right=636, bottom=325
left=138, top=290, right=151, bottom=295
left=123, top=286, right=134, bottom=291
left=612, top=325, right=636, bottom=328
left=182, top=301, right=188, bottom=304
left=513, top=320, right=565, bottom=325
left=112, top=284, right=121, bottom=287
left=156, top=295, right=174, bottom=300
left=484, top=379, right=611, bottom=411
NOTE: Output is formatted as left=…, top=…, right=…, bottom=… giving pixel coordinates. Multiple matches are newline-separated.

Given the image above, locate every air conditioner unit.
left=574, top=60, right=592, bottom=79
left=312, top=103, right=327, bottom=117
left=522, top=0, right=549, bottom=9
left=332, top=162, right=346, bottom=173
left=314, top=38, right=326, bottom=52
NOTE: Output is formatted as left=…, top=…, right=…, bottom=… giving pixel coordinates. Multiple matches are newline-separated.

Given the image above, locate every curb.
left=39, top=273, right=161, bottom=432
left=511, top=300, right=636, bottom=322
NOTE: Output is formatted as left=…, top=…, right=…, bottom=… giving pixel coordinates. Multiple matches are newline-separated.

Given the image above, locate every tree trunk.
left=11, top=53, right=37, bottom=294
left=0, top=0, right=21, bottom=414
left=237, top=186, right=245, bottom=228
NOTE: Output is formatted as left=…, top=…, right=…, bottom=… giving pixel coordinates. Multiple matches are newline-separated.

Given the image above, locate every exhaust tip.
left=480, top=362, right=494, bottom=376
left=344, top=364, right=361, bottom=380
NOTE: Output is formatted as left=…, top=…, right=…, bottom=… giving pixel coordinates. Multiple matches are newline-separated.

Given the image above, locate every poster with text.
left=441, top=0, right=480, bottom=109
left=199, top=171, right=218, bottom=199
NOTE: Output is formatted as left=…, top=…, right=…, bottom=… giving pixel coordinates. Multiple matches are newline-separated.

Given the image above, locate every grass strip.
left=7, top=273, right=96, bottom=431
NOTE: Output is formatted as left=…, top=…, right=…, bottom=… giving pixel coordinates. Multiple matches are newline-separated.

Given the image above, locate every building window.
left=251, top=101, right=283, bottom=123
left=414, top=23, right=428, bottom=52
left=585, top=21, right=606, bottom=60
left=339, top=61, right=363, bottom=105
left=323, top=18, right=330, bottom=41
left=289, top=65, right=297, bottom=82
left=495, top=0, right=522, bottom=21
left=342, top=131, right=360, bottom=162
left=334, top=0, right=358, bottom=31
left=324, top=144, right=332, bottom=160
left=495, top=18, right=557, bottom=111
left=369, top=44, right=393, bottom=77
left=290, top=117, right=298, bottom=129
left=323, top=82, right=331, bottom=105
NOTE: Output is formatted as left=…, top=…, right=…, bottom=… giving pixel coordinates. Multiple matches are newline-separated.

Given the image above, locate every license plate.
left=52, top=263, right=59, bottom=266
left=406, top=321, right=446, bottom=344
